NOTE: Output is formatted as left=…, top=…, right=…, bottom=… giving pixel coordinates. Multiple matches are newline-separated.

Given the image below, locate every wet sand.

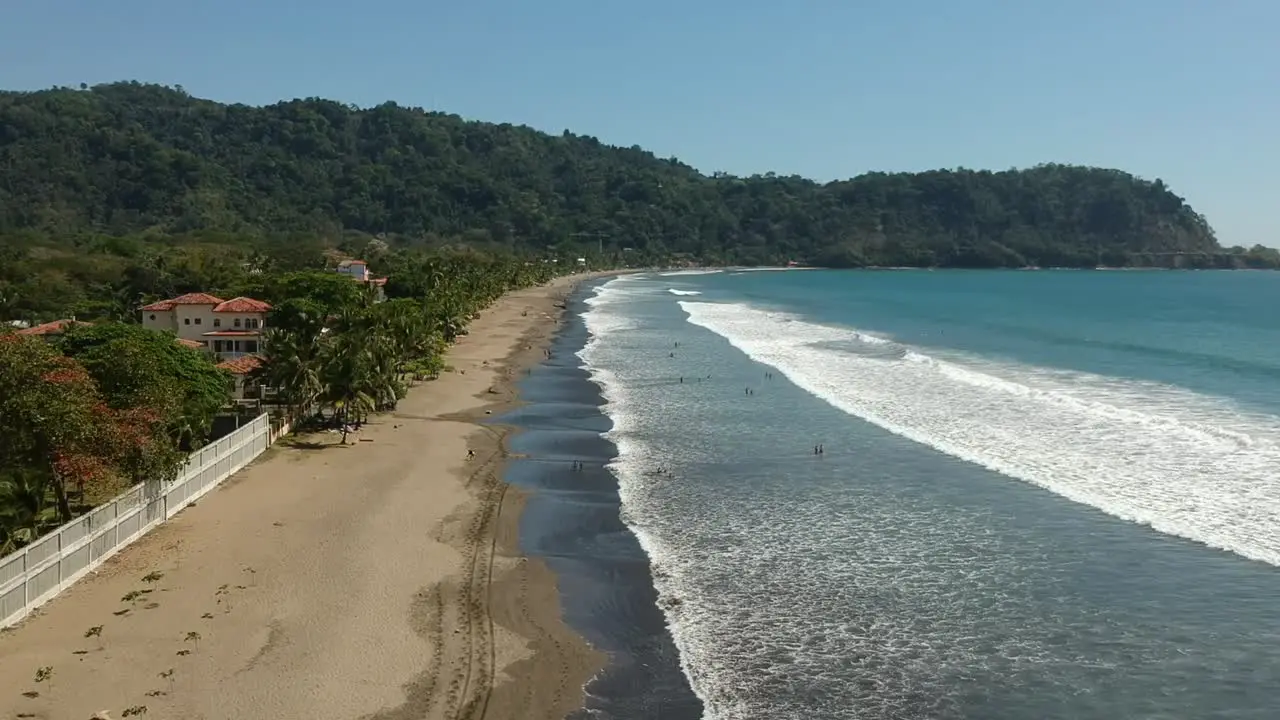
left=0, top=274, right=608, bottom=720
left=503, top=283, right=704, bottom=719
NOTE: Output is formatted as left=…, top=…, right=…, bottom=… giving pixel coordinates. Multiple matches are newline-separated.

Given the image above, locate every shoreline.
left=502, top=279, right=703, bottom=719
left=0, top=273, right=610, bottom=720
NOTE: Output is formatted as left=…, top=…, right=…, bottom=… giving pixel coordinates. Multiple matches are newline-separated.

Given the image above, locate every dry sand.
left=0, top=274, right=610, bottom=720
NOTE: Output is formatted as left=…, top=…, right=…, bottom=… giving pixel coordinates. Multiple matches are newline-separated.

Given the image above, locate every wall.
left=141, top=309, right=177, bottom=333
left=174, top=304, right=218, bottom=342
left=0, top=414, right=276, bottom=628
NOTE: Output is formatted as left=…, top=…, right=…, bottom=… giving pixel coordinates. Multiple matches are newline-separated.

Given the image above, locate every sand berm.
left=0, top=273, right=614, bottom=720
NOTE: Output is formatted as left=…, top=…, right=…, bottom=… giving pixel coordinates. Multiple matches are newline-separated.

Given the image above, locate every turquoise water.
left=579, top=269, right=1280, bottom=720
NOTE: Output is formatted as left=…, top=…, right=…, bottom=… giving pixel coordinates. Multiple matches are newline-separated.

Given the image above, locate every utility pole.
left=570, top=232, right=608, bottom=257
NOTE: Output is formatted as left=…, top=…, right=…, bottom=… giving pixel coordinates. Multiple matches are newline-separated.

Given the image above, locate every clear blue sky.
left=3, top=0, right=1277, bottom=247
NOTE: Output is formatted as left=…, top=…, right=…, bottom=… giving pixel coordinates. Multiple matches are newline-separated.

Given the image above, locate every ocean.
left=510, top=269, right=1280, bottom=720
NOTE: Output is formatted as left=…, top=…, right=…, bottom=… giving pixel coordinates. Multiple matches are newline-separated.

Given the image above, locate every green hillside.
left=0, top=81, right=1273, bottom=269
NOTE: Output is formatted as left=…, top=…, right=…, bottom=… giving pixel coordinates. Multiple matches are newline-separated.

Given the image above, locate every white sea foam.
left=578, top=279, right=717, bottom=714
left=583, top=282, right=644, bottom=332
left=580, top=279, right=1280, bottom=719
left=667, top=288, right=702, bottom=296
left=680, top=300, right=1280, bottom=567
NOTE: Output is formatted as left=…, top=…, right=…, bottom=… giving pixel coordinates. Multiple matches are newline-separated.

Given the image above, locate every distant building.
left=13, top=318, right=223, bottom=354
left=140, top=292, right=272, bottom=360
left=335, top=259, right=388, bottom=302
left=15, top=318, right=89, bottom=337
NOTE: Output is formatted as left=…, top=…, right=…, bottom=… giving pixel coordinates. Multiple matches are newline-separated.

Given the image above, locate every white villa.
left=140, top=292, right=274, bottom=404
left=140, top=292, right=272, bottom=360
left=335, top=259, right=388, bottom=301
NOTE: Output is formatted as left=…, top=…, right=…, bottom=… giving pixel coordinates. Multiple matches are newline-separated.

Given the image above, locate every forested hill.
left=0, top=81, right=1267, bottom=268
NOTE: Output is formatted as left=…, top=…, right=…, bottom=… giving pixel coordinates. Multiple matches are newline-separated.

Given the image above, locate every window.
left=213, top=318, right=221, bottom=327
left=246, top=341, right=259, bottom=353
left=149, top=314, right=156, bottom=321
left=234, top=318, right=242, bottom=328
left=184, top=318, right=190, bottom=325
left=194, top=317, right=202, bottom=325
left=247, top=318, right=259, bottom=329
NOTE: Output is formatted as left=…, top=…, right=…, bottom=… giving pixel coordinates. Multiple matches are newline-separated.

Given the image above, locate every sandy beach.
left=0, top=274, right=608, bottom=720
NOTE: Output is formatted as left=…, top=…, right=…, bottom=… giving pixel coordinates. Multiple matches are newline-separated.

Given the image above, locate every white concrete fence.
left=0, top=413, right=287, bottom=628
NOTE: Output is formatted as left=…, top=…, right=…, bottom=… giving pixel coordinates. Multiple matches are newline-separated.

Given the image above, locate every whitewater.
left=576, top=272, right=1280, bottom=720
left=680, top=300, right=1280, bottom=566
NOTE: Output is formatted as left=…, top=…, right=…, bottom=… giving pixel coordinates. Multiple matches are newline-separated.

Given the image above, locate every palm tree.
left=319, top=326, right=377, bottom=442
left=254, top=301, right=326, bottom=421
left=0, top=470, right=56, bottom=553
left=249, top=251, right=566, bottom=441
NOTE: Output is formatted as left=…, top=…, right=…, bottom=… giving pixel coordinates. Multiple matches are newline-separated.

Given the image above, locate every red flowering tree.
left=57, top=323, right=231, bottom=451
left=104, top=404, right=186, bottom=491
left=0, top=334, right=115, bottom=522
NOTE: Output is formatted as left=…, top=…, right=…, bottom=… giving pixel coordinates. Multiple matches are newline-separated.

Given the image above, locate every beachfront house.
left=14, top=318, right=215, bottom=356
left=335, top=259, right=388, bottom=302
left=15, top=318, right=90, bottom=337
left=215, top=354, right=271, bottom=405
left=140, top=292, right=272, bottom=360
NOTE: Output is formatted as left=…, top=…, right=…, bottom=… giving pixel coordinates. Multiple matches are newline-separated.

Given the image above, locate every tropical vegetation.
left=248, top=256, right=554, bottom=442
left=2, top=81, right=1276, bottom=282
left=0, top=327, right=208, bottom=549
left=0, top=247, right=561, bottom=552
left=2, top=77, right=1275, bottom=552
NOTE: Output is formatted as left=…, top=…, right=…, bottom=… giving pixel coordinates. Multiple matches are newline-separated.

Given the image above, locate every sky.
left=2, top=0, right=1277, bottom=247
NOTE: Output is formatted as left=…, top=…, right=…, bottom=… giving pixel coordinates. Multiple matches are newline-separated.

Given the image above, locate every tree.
left=254, top=299, right=326, bottom=418
left=0, top=469, right=56, bottom=552
left=0, top=335, right=115, bottom=521
left=57, top=323, right=232, bottom=451
left=249, top=250, right=554, bottom=441
left=241, top=270, right=363, bottom=316
left=0, top=82, right=1250, bottom=271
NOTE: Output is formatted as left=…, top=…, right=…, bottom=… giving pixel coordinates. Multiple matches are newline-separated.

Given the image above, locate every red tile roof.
left=213, top=297, right=272, bottom=313
left=338, top=260, right=367, bottom=266
left=202, top=330, right=261, bottom=337
left=17, top=319, right=89, bottom=336
left=140, top=292, right=225, bottom=311
left=216, top=355, right=264, bottom=375
left=175, top=338, right=205, bottom=349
